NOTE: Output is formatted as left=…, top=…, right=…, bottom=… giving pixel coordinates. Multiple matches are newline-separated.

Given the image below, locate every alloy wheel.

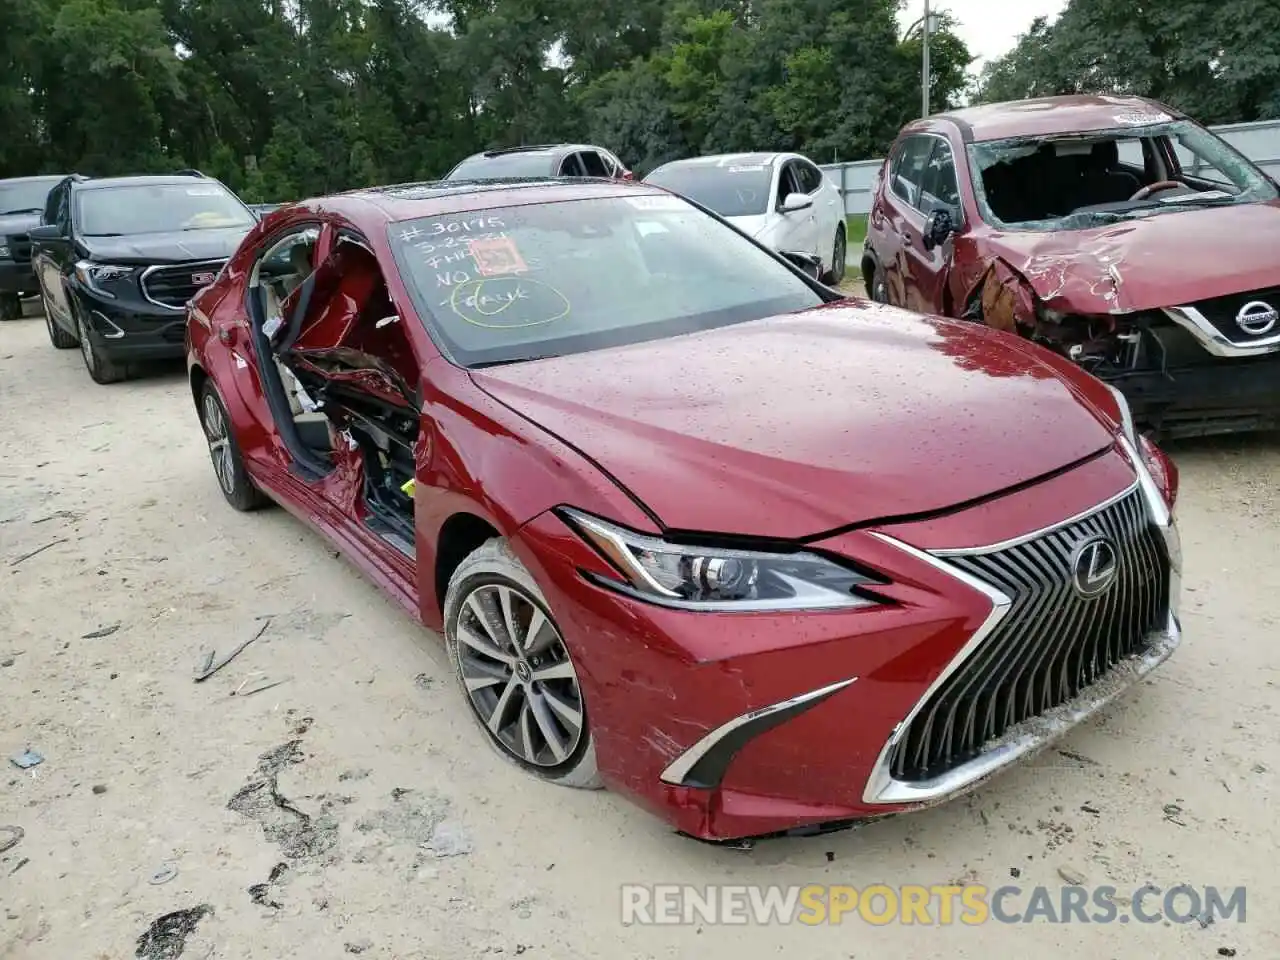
left=454, top=582, right=585, bottom=767
left=832, top=231, right=846, bottom=282
left=202, top=393, right=236, bottom=495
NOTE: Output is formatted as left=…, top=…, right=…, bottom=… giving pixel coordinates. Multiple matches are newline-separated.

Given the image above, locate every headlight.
left=562, top=509, right=882, bottom=612
left=74, top=261, right=134, bottom=299
left=0, top=244, right=10, bottom=259
left=1106, top=384, right=1173, bottom=526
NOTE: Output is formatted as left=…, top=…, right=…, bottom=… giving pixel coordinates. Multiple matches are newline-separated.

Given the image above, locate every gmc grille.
left=141, top=260, right=226, bottom=310
left=890, top=487, right=1170, bottom=782
left=4, top=233, right=33, bottom=264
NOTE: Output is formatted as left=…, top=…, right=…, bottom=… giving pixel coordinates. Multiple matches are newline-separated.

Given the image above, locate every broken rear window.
left=387, top=194, right=823, bottom=367
left=967, top=119, right=1278, bottom=231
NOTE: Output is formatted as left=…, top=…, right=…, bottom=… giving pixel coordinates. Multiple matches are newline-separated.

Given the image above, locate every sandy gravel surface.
left=1, top=300, right=1277, bottom=959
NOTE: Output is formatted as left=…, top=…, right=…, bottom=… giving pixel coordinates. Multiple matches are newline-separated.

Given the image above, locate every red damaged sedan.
left=186, top=178, right=1183, bottom=842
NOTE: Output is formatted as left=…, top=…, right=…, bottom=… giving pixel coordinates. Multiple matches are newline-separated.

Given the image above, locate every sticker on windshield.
left=185, top=186, right=224, bottom=196
left=468, top=235, right=529, bottom=276
left=726, top=165, right=768, bottom=173
left=1112, top=110, right=1170, bottom=126
left=624, top=195, right=686, bottom=211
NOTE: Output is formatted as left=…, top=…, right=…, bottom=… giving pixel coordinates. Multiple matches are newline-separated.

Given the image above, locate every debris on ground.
left=413, top=673, right=435, bottom=690
left=0, top=825, right=24, bottom=854
left=1057, top=749, right=1098, bottom=765
left=249, top=861, right=289, bottom=909
left=9, top=857, right=29, bottom=875
left=338, top=768, right=371, bottom=782
left=92, top=784, right=108, bottom=795
left=135, top=905, right=212, bottom=960
left=1057, top=866, right=1086, bottom=885
left=227, top=740, right=339, bottom=860
left=422, top=819, right=474, bottom=858
left=194, top=617, right=274, bottom=682
left=81, top=623, right=121, bottom=639
left=1080, top=804, right=1100, bottom=815
left=10, top=748, right=44, bottom=769
left=344, top=940, right=373, bottom=954
left=148, top=863, right=179, bottom=885
left=9, top=538, right=68, bottom=567
left=231, top=672, right=290, bottom=697
left=1162, top=802, right=1187, bottom=826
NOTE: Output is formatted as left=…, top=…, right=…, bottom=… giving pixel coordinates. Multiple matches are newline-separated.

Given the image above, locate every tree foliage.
left=1, top=0, right=975, bottom=196
left=976, top=0, right=1280, bottom=125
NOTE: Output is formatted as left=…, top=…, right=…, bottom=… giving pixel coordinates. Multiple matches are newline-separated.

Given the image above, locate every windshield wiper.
left=83, top=232, right=125, bottom=237
left=470, top=355, right=556, bottom=368
left=0, top=207, right=43, bottom=215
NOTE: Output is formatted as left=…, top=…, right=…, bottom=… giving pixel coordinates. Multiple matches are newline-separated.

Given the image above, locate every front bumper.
left=1106, top=354, right=1280, bottom=440
left=77, top=289, right=187, bottom=362
left=513, top=443, right=1181, bottom=842
left=0, top=259, right=36, bottom=294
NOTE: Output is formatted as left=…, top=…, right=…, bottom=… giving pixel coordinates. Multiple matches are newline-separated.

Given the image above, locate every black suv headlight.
left=74, top=261, right=136, bottom=299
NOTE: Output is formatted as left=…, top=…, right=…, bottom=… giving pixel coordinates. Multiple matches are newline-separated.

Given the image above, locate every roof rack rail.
left=174, top=168, right=206, bottom=177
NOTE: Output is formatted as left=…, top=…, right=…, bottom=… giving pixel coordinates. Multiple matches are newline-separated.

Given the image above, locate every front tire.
left=868, top=265, right=890, bottom=304
left=824, top=226, right=847, bottom=285
left=199, top=382, right=267, bottom=511
left=0, top=294, right=19, bottom=323
left=74, top=299, right=127, bottom=383
left=444, top=538, right=602, bottom=789
left=44, top=293, right=77, bottom=349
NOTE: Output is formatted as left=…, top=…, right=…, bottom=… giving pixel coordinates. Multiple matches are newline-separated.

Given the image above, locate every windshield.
left=389, top=194, right=823, bottom=367
left=76, top=182, right=254, bottom=236
left=447, top=153, right=559, bottom=180
left=967, top=119, right=1279, bottom=231
left=643, top=163, right=773, bottom=217
left=0, top=179, right=59, bottom=216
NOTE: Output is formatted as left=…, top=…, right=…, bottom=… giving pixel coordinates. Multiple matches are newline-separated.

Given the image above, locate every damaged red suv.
left=187, top=177, right=1181, bottom=841
left=862, top=94, right=1280, bottom=439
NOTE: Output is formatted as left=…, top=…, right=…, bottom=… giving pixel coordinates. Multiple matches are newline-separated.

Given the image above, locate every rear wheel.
left=444, top=539, right=601, bottom=789
left=824, top=227, right=847, bottom=285
left=200, top=383, right=267, bottom=511
left=74, top=300, right=127, bottom=384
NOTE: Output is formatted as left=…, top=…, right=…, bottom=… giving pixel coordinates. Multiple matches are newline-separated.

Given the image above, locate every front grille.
left=1187, top=285, right=1280, bottom=343
left=141, top=260, right=226, bottom=309
left=890, top=488, right=1169, bottom=782
left=4, top=233, right=32, bottom=264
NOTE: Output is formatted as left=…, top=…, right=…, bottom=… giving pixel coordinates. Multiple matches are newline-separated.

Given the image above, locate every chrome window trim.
left=139, top=257, right=230, bottom=312
left=658, top=677, right=858, bottom=787
left=1162, top=305, right=1280, bottom=357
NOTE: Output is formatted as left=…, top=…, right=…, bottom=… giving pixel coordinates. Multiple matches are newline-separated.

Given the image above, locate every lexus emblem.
left=191, top=271, right=216, bottom=286
left=1235, top=300, right=1278, bottom=336
left=1071, top=536, right=1119, bottom=598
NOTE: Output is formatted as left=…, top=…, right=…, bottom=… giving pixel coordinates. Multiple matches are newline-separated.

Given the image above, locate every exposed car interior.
left=971, top=125, right=1263, bottom=226
left=250, top=228, right=421, bottom=554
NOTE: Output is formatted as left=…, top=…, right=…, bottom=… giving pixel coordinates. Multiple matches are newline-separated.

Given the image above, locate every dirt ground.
left=2, top=296, right=1278, bottom=959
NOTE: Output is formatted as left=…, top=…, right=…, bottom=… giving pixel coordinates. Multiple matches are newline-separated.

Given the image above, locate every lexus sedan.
left=186, top=177, right=1183, bottom=842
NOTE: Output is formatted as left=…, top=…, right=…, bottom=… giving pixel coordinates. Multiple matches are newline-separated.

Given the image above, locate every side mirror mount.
left=779, top=250, right=823, bottom=280
left=779, top=192, right=814, bottom=214
left=27, top=224, right=63, bottom=243
left=922, top=207, right=956, bottom=251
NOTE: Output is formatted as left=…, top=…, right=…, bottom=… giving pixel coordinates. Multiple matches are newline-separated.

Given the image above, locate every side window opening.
left=558, top=153, right=586, bottom=177
left=579, top=151, right=611, bottom=178
left=799, top=162, right=824, bottom=195
left=918, top=140, right=961, bottom=216
left=276, top=232, right=422, bottom=549
left=777, top=163, right=803, bottom=206
left=890, top=137, right=932, bottom=208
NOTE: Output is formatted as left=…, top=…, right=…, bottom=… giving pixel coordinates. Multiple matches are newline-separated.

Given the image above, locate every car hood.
left=724, top=214, right=772, bottom=239
left=470, top=301, right=1117, bottom=539
left=79, top=227, right=252, bottom=265
left=983, top=200, right=1280, bottom=314
left=0, top=212, right=41, bottom=238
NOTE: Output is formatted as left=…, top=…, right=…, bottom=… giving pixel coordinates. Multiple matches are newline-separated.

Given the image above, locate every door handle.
left=903, top=235, right=914, bottom=246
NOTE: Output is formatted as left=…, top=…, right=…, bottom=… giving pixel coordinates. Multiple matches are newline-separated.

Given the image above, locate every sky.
left=899, top=0, right=1069, bottom=76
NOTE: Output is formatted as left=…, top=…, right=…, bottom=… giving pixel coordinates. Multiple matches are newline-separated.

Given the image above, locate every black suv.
left=444, top=144, right=633, bottom=181
left=0, top=175, right=68, bottom=322
left=30, top=170, right=257, bottom=383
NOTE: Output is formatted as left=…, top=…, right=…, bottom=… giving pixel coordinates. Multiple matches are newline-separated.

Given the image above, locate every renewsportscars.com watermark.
left=621, top=883, right=1247, bottom=926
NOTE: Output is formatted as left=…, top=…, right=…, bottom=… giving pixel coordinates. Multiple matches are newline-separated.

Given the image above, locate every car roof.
left=0, top=174, right=67, bottom=185
left=653, top=153, right=787, bottom=171
left=459, top=144, right=608, bottom=162
left=333, top=177, right=666, bottom=221
left=74, top=174, right=226, bottom=191
left=924, top=95, right=1184, bottom=143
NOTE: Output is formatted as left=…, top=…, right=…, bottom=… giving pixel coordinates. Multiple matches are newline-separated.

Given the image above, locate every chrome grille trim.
left=863, top=456, right=1181, bottom=806
left=139, top=258, right=227, bottom=312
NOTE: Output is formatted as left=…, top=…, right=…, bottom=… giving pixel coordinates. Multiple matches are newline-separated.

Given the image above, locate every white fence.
left=820, top=117, right=1280, bottom=217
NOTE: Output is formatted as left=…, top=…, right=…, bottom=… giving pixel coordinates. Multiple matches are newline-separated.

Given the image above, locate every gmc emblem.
left=191, top=271, right=216, bottom=285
